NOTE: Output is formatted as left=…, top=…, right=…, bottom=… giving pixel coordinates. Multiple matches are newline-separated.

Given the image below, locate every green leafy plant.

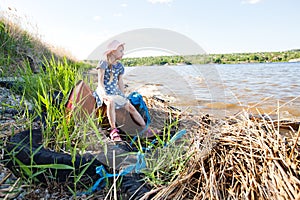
left=2, top=60, right=103, bottom=197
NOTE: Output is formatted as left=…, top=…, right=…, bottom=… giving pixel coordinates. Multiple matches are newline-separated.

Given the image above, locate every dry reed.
left=148, top=109, right=300, bottom=200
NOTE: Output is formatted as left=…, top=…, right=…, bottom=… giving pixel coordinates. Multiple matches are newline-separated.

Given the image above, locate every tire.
left=4, top=129, right=104, bottom=183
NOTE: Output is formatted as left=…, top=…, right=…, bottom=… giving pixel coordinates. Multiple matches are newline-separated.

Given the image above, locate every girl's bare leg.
left=104, top=97, right=116, bottom=129
left=125, top=103, right=146, bottom=127
left=104, top=97, right=122, bottom=141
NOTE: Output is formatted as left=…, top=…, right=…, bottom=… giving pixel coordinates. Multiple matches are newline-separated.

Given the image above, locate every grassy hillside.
left=0, top=14, right=91, bottom=77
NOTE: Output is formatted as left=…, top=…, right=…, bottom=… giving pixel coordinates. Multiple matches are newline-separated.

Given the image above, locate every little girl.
left=94, top=40, right=146, bottom=141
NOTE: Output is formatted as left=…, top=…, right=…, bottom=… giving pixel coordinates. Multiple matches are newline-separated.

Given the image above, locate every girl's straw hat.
left=103, top=40, right=125, bottom=56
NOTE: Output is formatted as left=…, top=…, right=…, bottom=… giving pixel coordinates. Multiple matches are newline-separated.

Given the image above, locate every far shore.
left=83, top=50, right=300, bottom=67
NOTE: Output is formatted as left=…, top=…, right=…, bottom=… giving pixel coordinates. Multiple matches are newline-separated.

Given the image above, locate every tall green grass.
left=3, top=57, right=104, bottom=195
left=15, top=56, right=90, bottom=150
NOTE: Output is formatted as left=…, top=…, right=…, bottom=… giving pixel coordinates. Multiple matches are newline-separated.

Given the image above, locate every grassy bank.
left=0, top=13, right=92, bottom=77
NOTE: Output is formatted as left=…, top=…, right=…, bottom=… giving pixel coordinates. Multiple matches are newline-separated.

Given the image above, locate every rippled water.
left=124, top=62, right=300, bottom=119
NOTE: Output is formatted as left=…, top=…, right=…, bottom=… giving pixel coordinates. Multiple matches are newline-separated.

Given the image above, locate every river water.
left=123, top=62, right=300, bottom=120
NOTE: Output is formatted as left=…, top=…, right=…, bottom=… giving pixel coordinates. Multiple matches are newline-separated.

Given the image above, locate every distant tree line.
left=119, top=49, right=300, bottom=67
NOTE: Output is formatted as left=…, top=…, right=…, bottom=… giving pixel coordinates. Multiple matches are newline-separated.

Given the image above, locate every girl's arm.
left=97, top=68, right=106, bottom=95
left=118, top=74, right=125, bottom=94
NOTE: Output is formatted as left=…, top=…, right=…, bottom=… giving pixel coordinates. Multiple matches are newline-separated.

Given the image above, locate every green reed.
left=125, top=111, right=191, bottom=188
left=2, top=57, right=103, bottom=195
left=14, top=56, right=85, bottom=149
left=142, top=117, right=191, bottom=186
left=1, top=12, right=104, bottom=197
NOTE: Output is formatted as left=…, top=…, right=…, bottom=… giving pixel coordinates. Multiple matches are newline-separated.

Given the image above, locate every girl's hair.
left=108, top=64, right=114, bottom=84
left=105, top=44, right=124, bottom=84
left=106, top=52, right=115, bottom=84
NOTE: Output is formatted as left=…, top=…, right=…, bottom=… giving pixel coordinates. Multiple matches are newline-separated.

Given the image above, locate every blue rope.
left=81, top=129, right=187, bottom=195
left=90, top=151, right=146, bottom=193
left=166, top=129, right=186, bottom=146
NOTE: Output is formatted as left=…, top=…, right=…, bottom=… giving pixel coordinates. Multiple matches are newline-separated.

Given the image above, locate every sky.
left=1, top=0, right=300, bottom=60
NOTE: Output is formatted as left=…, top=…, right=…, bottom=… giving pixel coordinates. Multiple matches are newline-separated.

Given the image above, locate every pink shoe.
left=110, top=128, right=122, bottom=141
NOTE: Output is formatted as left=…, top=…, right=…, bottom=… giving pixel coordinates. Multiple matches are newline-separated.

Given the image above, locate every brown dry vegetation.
left=124, top=97, right=300, bottom=199
left=148, top=108, right=300, bottom=199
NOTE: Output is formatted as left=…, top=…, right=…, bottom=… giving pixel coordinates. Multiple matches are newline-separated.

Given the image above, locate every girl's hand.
left=96, top=86, right=106, bottom=97
left=102, top=95, right=109, bottom=101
